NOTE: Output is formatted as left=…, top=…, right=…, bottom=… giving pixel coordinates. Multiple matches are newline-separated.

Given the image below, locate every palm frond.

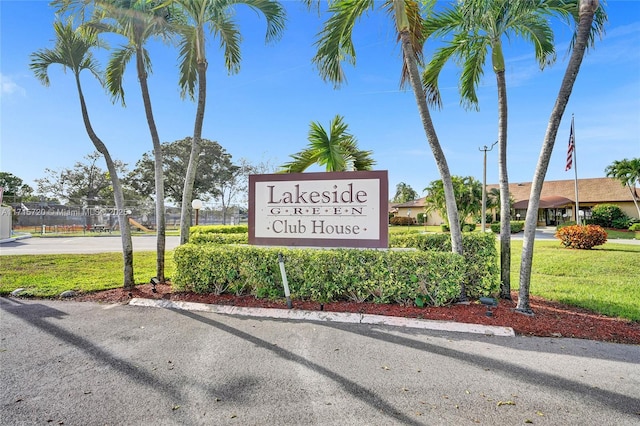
left=313, top=0, right=375, bottom=88
left=177, top=25, right=199, bottom=99
left=106, top=45, right=135, bottom=105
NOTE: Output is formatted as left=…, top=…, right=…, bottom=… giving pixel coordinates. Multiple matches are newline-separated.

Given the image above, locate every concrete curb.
left=0, top=233, right=32, bottom=244
left=129, top=298, right=515, bottom=337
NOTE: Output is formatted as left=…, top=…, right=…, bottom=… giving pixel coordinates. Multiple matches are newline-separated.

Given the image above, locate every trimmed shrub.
left=190, top=224, right=248, bottom=236
left=390, top=216, right=414, bottom=226
left=173, top=244, right=465, bottom=306
left=462, top=223, right=476, bottom=232
left=590, top=204, right=628, bottom=228
left=416, top=212, right=426, bottom=225
left=389, top=232, right=499, bottom=298
left=441, top=223, right=449, bottom=232
left=490, top=221, right=524, bottom=233
left=629, top=223, right=640, bottom=232
left=555, top=225, right=608, bottom=249
left=189, top=233, right=248, bottom=245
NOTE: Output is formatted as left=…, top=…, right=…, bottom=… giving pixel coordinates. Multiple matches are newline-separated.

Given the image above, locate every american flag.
left=565, top=117, right=575, bottom=171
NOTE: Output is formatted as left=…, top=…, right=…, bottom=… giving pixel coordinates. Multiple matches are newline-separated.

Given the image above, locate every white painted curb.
left=129, top=298, right=515, bottom=337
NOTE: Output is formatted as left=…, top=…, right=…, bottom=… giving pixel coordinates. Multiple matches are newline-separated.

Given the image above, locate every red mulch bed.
left=72, top=284, right=640, bottom=345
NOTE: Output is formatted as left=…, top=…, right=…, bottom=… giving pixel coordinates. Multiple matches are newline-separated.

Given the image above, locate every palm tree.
left=171, top=0, right=286, bottom=244
left=516, top=0, right=606, bottom=315
left=278, top=115, right=375, bottom=173
left=82, top=0, right=175, bottom=282
left=605, top=158, right=640, bottom=217
left=424, top=176, right=483, bottom=229
left=310, top=0, right=465, bottom=299
left=30, top=20, right=135, bottom=289
left=423, top=0, right=565, bottom=300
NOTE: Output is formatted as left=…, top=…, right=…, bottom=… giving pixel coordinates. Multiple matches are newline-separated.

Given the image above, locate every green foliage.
left=424, top=176, right=483, bottom=228
left=490, top=221, right=524, bottom=233
left=128, top=137, right=237, bottom=204
left=389, top=232, right=499, bottom=298
left=590, top=204, right=628, bottom=228
left=389, top=216, right=414, bottom=226
left=441, top=223, right=449, bottom=232
left=555, top=225, right=608, bottom=249
left=629, top=223, right=640, bottom=231
left=416, top=212, right=426, bottom=224
left=173, top=245, right=465, bottom=307
left=391, top=182, right=418, bottom=203
left=611, top=217, right=632, bottom=230
left=190, top=224, right=248, bottom=235
left=278, top=114, right=375, bottom=173
left=462, top=223, right=476, bottom=232
left=189, top=233, right=249, bottom=245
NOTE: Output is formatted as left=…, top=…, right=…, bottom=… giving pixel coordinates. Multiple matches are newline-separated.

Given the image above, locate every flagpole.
left=572, top=115, right=580, bottom=225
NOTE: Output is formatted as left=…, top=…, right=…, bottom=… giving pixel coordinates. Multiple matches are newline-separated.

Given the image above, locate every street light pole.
left=479, top=141, right=498, bottom=233
left=191, top=199, right=203, bottom=226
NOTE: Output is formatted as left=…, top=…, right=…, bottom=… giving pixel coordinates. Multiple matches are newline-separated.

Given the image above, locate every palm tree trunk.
left=516, top=0, right=598, bottom=314
left=136, top=49, right=166, bottom=282
left=496, top=70, right=511, bottom=300
left=179, top=60, right=207, bottom=244
left=399, top=30, right=466, bottom=300
left=75, top=74, right=135, bottom=289
left=626, top=183, right=640, bottom=217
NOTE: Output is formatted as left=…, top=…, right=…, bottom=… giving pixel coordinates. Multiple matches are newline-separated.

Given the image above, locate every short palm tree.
left=605, top=158, right=640, bottom=217
left=30, top=19, right=135, bottom=289
left=517, top=0, right=607, bottom=315
left=310, top=1, right=465, bottom=301
left=171, top=0, right=286, bottom=244
left=278, top=115, right=375, bottom=173
left=423, top=0, right=563, bottom=299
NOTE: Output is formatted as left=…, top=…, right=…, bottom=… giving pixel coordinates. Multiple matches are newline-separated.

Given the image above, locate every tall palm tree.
left=516, top=0, right=606, bottom=315
left=605, top=158, right=640, bottom=217
left=171, top=0, right=286, bottom=244
left=311, top=0, right=465, bottom=299
left=278, top=115, right=375, bottom=173
left=83, top=0, right=175, bottom=282
left=30, top=20, right=135, bottom=289
left=423, top=0, right=563, bottom=300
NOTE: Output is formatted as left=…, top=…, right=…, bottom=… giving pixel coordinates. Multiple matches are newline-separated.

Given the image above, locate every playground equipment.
left=128, top=217, right=153, bottom=232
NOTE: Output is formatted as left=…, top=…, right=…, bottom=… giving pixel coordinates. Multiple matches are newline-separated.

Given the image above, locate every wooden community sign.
left=249, top=171, right=389, bottom=248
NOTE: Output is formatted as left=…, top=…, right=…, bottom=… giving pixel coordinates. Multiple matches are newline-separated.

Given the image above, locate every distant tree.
left=278, top=115, right=375, bottom=173
left=424, top=176, right=483, bottom=228
left=391, top=182, right=418, bottom=204
left=0, top=172, right=34, bottom=202
left=215, top=158, right=276, bottom=224
left=605, top=158, right=640, bottom=217
left=35, top=152, right=130, bottom=207
left=128, top=137, right=235, bottom=205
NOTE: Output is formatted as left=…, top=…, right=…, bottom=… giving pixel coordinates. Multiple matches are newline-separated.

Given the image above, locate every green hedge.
left=490, top=221, right=524, bottom=233
left=190, top=225, right=248, bottom=236
left=389, top=232, right=498, bottom=298
left=189, top=233, right=249, bottom=245
left=173, top=245, right=465, bottom=306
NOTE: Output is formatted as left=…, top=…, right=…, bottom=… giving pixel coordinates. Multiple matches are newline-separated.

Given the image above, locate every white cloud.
left=0, top=73, right=26, bottom=96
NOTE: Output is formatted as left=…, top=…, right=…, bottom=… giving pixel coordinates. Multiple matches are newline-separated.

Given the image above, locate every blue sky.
left=1, top=0, right=639, bottom=205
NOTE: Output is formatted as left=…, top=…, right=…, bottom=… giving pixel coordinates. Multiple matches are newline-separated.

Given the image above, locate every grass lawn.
left=0, top=251, right=176, bottom=297
left=509, top=240, right=639, bottom=321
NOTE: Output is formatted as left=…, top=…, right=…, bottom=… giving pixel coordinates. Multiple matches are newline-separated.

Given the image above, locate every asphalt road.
left=1, top=298, right=639, bottom=426
left=0, top=235, right=181, bottom=255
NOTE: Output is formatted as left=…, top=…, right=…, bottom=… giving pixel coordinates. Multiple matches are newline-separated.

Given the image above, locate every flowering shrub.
left=555, top=225, right=608, bottom=249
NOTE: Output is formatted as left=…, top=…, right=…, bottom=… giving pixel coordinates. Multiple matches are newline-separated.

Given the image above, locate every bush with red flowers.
left=555, top=224, right=608, bottom=249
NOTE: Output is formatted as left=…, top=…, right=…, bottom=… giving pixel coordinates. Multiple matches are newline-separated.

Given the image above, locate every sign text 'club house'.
left=249, top=171, right=388, bottom=248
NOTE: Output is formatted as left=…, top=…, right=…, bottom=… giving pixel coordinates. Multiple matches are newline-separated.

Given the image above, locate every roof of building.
left=391, top=197, right=427, bottom=209
left=487, top=177, right=638, bottom=204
